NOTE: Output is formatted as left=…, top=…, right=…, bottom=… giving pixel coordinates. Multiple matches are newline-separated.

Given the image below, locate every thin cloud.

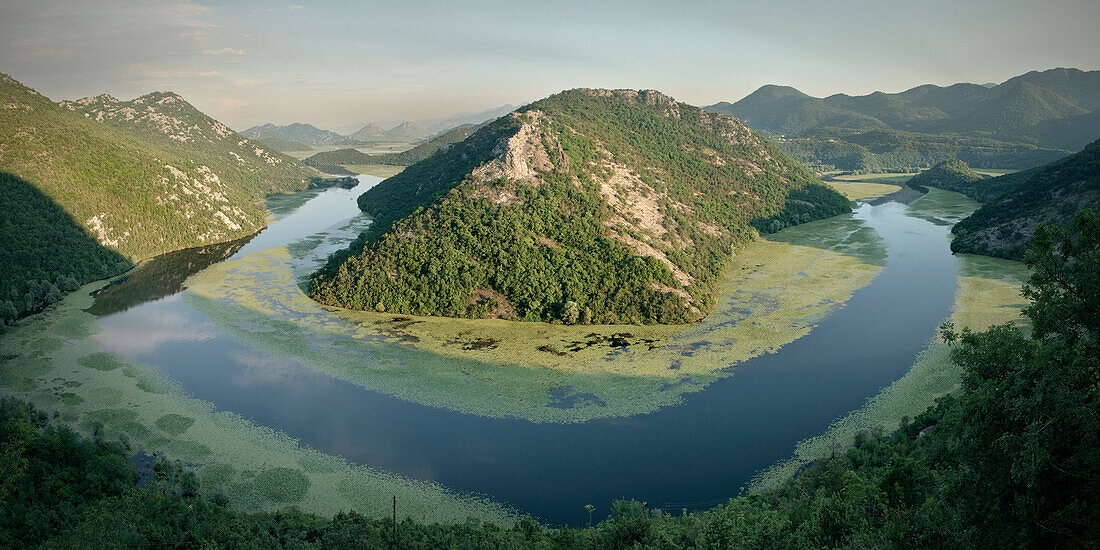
left=203, top=47, right=246, bottom=56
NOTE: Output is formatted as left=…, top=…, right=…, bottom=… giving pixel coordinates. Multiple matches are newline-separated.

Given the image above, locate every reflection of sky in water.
left=94, top=295, right=218, bottom=354
left=89, top=183, right=972, bottom=526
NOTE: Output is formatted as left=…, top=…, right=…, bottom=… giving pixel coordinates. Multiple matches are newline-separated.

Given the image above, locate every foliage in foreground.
left=3, top=209, right=1097, bottom=548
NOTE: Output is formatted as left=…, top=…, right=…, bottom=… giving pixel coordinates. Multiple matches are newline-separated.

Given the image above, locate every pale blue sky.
left=2, top=0, right=1098, bottom=130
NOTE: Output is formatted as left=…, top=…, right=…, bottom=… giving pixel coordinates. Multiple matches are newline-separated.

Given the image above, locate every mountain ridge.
left=704, top=68, right=1100, bottom=172
left=241, top=122, right=349, bottom=146
left=0, top=73, right=313, bottom=323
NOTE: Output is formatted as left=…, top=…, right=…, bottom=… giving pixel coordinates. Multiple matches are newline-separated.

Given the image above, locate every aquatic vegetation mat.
left=183, top=209, right=886, bottom=423
left=0, top=289, right=519, bottom=524
left=824, top=180, right=902, bottom=201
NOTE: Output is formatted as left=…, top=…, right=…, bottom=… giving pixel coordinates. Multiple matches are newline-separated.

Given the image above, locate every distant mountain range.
left=303, top=123, right=483, bottom=171
left=347, top=123, right=386, bottom=141
left=241, top=122, right=348, bottom=147
left=381, top=121, right=429, bottom=140
left=413, top=104, right=517, bottom=133
left=244, top=104, right=518, bottom=150
left=705, top=68, right=1100, bottom=172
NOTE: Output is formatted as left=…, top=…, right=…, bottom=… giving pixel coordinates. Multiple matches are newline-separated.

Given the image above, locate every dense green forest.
left=5, top=209, right=1097, bottom=548
left=952, top=138, right=1100, bottom=259
left=0, top=173, right=132, bottom=324
left=303, top=123, right=481, bottom=168
left=706, top=68, right=1100, bottom=172
left=310, top=89, right=850, bottom=324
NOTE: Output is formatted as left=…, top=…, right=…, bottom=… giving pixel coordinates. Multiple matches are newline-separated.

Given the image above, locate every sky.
left=2, top=0, right=1098, bottom=132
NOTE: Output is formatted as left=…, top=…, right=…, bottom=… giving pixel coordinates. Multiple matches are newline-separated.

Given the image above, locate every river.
left=79, top=174, right=964, bottom=524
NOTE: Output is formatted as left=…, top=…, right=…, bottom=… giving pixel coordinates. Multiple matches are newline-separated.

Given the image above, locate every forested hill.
left=303, top=123, right=481, bottom=169
left=60, top=92, right=316, bottom=199
left=309, top=88, right=850, bottom=325
left=951, top=138, right=1100, bottom=259
left=0, top=74, right=310, bottom=325
left=705, top=68, right=1099, bottom=172
left=904, top=159, right=986, bottom=195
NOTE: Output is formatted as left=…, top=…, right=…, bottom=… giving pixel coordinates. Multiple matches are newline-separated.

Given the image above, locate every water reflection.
left=87, top=234, right=255, bottom=316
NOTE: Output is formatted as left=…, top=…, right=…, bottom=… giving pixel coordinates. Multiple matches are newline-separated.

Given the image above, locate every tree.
left=940, top=205, right=1100, bottom=547
left=561, top=301, right=580, bottom=324
left=1021, top=205, right=1100, bottom=344
left=0, top=301, right=16, bottom=323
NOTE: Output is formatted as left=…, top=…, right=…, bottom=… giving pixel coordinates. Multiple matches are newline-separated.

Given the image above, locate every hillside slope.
left=951, top=139, right=1100, bottom=259
left=0, top=74, right=310, bottom=322
left=309, top=88, right=850, bottom=324
left=60, top=92, right=315, bottom=199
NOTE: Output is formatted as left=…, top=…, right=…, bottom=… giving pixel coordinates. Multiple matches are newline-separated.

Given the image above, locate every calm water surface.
left=92, top=175, right=962, bottom=525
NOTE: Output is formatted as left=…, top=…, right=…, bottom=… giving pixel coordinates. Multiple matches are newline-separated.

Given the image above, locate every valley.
left=0, top=173, right=1029, bottom=525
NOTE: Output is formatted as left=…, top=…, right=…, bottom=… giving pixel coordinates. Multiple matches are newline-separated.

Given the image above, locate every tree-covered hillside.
left=309, top=88, right=850, bottom=324
left=951, top=139, right=1100, bottom=259
left=5, top=210, right=1097, bottom=548
left=0, top=173, right=131, bottom=324
left=0, top=74, right=312, bottom=325
left=60, top=92, right=316, bottom=199
left=706, top=68, right=1100, bottom=172
left=303, top=123, right=481, bottom=168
